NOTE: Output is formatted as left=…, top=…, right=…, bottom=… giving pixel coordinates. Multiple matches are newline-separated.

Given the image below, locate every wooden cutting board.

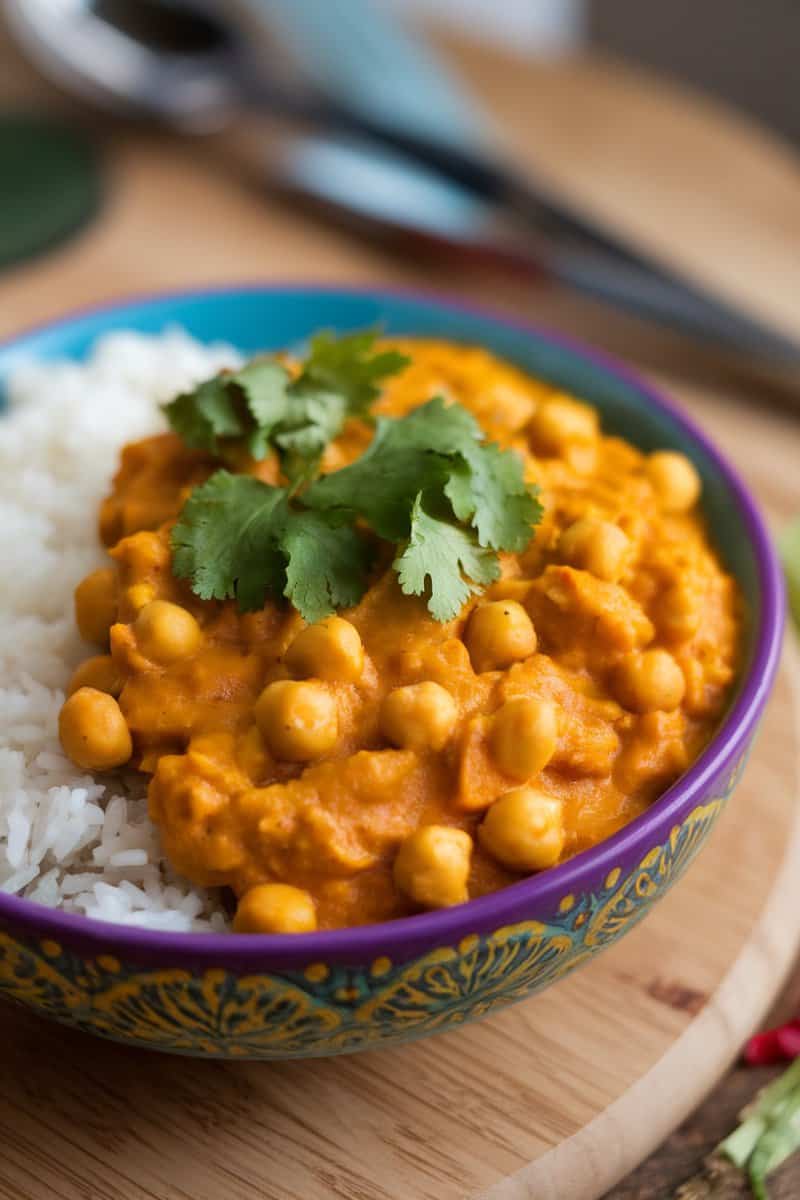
left=1, top=19, right=800, bottom=1200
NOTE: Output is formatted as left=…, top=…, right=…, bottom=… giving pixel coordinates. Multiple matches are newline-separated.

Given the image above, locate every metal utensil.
left=3, top=0, right=321, bottom=130
left=274, top=132, right=800, bottom=368
left=6, top=0, right=800, bottom=370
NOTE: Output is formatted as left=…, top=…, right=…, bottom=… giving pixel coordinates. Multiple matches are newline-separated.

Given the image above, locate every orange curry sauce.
left=60, top=340, right=741, bottom=930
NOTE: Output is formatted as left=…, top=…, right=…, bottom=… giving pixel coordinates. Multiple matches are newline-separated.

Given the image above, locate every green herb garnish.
left=779, top=517, right=800, bottom=631
left=673, top=1058, right=800, bottom=1199
left=163, top=329, right=410, bottom=484
left=168, top=336, right=542, bottom=624
left=171, top=472, right=370, bottom=624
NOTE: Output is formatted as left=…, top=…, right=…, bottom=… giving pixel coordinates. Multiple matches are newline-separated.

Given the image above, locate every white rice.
left=0, top=329, right=246, bottom=931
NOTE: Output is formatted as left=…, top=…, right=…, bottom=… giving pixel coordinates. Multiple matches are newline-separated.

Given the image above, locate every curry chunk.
left=58, top=337, right=741, bottom=929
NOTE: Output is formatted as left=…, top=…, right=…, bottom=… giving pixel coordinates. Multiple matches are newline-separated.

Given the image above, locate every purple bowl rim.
left=0, top=281, right=785, bottom=965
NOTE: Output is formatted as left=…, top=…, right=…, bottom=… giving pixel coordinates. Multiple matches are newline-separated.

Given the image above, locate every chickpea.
left=58, top=687, right=133, bottom=771
left=134, top=600, right=202, bottom=664
left=465, top=600, right=537, bottom=673
left=254, top=680, right=338, bottom=761
left=66, top=654, right=122, bottom=698
left=490, top=696, right=559, bottom=781
left=285, top=616, right=364, bottom=683
left=646, top=451, right=701, bottom=513
left=380, top=681, right=458, bottom=752
left=529, top=396, right=598, bottom=456
left=74, top=566, right=117, bottom=645
left=479, top=787, right=564, bottom=872
left=614, top=648, right=686, bottom=713
left=393, top=826, right=472, bottom=909
left=233, top=883, right=317, bottom=934
left=558, top=517, right=630, bottom=583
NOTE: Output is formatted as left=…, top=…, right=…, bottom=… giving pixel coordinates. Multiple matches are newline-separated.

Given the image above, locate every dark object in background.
left=0, top=114, right=101, bottom=270
left=589, top=0, right=800, bottom=146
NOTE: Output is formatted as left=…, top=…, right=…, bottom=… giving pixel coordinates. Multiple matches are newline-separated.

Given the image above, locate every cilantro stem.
left=715, top=1059, right=800, bottom=1198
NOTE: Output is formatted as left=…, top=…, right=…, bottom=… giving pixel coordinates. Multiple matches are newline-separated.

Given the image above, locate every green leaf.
left=170, top=470, right=372, bottom=622
left=274, top=390, right=347, bottom=487
left=171, top=471, right=288, bottom=609
left=716, top=1059, right=800, bottom=1200
left=394, top=492, right=500, bottom=621
left=163, top=330, right=410, bottom=480
left=163, top=376, right=245, bottom=453
left=307, top=397, right=474, bottom=540
left=779, top=517, right=800, bottom=630
left=298, top=328, right=411, bottom=415
left=162, top=362, right=294, bottom=460
left=309, top=395, right=542, bottom=557
left=282, top=511, right=371, bottom=624
left=446, top=441, right=543, bottom=551
left=234, top=360, right=293, bottom=459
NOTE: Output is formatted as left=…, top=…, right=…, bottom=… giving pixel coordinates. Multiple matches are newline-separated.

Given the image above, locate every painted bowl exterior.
left=0, top=286, right=784, bottom=1059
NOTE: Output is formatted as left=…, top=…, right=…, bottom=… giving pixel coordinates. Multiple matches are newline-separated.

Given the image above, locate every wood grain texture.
left=1, top=17, right=799, bottom=1200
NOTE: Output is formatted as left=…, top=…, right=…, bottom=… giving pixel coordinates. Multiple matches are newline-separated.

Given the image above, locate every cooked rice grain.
left=0, top=329, right=242, bottom=930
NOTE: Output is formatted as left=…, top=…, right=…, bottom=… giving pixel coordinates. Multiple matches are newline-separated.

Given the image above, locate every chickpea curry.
left=59, top=335, right=741, bottom=933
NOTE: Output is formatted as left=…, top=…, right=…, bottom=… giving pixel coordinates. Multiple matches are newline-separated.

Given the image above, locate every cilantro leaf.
left=163, top=376, right=245, bottom=453
left=308, top=395, right=541, bottom=552
left=282, top=511, right=371, bottom=624
left=298, top=329, right=411, bottom=415
left=445, top=442, right=543, bottom=551
left=168, top=343, right=544, bottom=625
left=171, top=471, right=288, bottom=609
left=163, top=330, right=410, bottom=480
left=779, top=516, right=800, bottom=630
left=395, top=493, right=500, bottom=622
left=233, top=360, right=293, bottom=459
left=307, top=397, right=473, bottom=539
left=274, top=390, right=347, bottom=487
left=170, top=470, right=371, bottom=621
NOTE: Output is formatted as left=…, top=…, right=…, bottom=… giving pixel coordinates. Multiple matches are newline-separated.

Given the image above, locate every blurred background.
left=394, top=0, right=800, bottom=144
left=2, top=0, right=799, bottom=392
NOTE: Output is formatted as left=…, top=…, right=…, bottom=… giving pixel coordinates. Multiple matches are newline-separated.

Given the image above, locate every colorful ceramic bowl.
left=0, top=286, right=784, bottom=1059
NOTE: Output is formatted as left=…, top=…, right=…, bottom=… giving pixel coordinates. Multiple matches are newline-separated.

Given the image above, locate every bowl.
left=0, top=285, right=784, bottom=1059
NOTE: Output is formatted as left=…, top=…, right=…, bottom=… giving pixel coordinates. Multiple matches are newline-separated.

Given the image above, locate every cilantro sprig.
left=167, top=336, right=543, bottom=624
left=163, top=329, right=410, bottom=485
left=171, top=472, right=370, bottom=624
left=306, top=397, right=542, bottom=620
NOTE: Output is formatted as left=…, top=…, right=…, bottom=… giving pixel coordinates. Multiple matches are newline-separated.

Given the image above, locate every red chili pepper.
left=745, top=1019, right=800, bottom=1065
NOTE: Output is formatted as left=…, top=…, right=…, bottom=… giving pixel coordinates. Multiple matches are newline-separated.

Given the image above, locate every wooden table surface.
left=1, top=15, right=800, bottom=1199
